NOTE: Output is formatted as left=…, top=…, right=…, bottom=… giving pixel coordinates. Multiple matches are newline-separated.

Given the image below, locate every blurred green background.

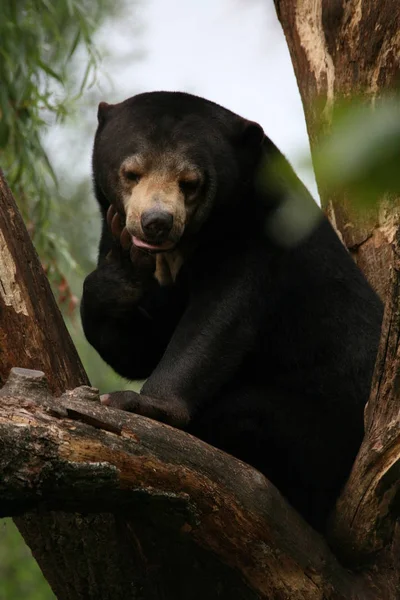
left=1, top=0, right=400, bottom=598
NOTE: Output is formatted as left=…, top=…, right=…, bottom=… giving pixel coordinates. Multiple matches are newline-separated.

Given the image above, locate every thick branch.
left=329, top=253, right=400, bottom=566
left=275, top=0, right=400, bottom=299
left=0, top=171, right=88, bottom=393
left=0, top=367, right=375, bottom=600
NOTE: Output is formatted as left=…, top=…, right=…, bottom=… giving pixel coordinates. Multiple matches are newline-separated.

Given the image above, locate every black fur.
left=81, top=92, right=383, bottom=530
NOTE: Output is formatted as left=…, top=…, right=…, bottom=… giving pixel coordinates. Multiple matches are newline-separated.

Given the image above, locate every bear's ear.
left=97, top=101, right=114, bottom=126
left=241, top=119, right=265, bottom=148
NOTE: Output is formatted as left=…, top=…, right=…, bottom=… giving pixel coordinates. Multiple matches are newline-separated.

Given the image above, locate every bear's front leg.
left=99, top=250, right=262, bottom=430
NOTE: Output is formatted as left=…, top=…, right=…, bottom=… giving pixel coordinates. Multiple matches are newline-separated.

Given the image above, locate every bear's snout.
left=141, top=210, right=173, bottom=243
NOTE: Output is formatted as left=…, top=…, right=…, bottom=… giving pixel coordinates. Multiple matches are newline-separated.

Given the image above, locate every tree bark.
left=275, top=0, right=400, bottom=595
left=0, top=173, right=88, bottom=393
left=1, top=367, right=367, bottom=600
left=275, top=0, right=400, bottom=301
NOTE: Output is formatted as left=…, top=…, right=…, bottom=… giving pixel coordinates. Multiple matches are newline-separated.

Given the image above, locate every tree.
left=1, top=1, right=400, bottom=597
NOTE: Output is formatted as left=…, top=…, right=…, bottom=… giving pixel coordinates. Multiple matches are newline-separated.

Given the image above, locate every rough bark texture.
left=0, top=171, right=112, bottom=596
left=275, top=0, right=400, bottom=597
left=1, top=367, right=366, bottom=600
left=275, top=0, right=400, bottom=302
left=0, top=173, right=88, bottom=393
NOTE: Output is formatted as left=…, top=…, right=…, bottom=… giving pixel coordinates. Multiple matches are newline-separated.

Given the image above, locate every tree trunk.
left=0, top=174, right=88, bottom=393
left=275, top=0, right=400, bottom=595
left=275, top=0, right=400, bottom=301
left=0, top=367, right=365, bottom=600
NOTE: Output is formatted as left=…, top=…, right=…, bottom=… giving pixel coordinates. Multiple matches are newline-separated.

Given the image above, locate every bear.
left=80, top=91, right=383, bottom=531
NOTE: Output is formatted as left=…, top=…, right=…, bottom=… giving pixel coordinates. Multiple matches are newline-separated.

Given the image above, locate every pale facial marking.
left=118, top=152, right=202, bottom=244
left=154, top=250, right=185, bottom=286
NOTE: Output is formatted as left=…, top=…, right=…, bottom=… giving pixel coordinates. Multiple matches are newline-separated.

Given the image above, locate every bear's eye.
left=124, top=171, right=141, bottom=184
left=179, top=179, right=199, bottom=195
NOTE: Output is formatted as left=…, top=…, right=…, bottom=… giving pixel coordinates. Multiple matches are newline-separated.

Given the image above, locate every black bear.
left=81, top=91, right=383, bottom=531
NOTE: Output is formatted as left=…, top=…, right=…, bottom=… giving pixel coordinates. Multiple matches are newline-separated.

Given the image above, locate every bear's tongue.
left=132, top=236, right=174, bottom=252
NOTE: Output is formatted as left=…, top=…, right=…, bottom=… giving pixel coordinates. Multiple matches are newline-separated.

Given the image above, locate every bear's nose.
left=141, top=210, right=173, bottom=242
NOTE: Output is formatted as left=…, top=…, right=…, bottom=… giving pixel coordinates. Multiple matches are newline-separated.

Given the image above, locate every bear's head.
left=92, top=91, right=265, bottom=253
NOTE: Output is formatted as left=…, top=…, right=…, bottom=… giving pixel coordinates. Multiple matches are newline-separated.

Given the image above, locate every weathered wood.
left=0, top=367, right=378, bottom=599
left=274, top=0, right=400, bottom=301
left=275, top=0, right=400, bottom=594
left=0, top=173, right=89, bottom=393
left=0, top=171, right=111, bottom=597
left=329, top=248, right=400, bottom=567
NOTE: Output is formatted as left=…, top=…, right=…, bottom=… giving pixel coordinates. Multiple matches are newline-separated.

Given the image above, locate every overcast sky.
left=48, top=0, right=317, bottom=199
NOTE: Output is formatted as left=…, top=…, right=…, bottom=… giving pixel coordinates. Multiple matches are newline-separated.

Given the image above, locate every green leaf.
left=313, top=97, right=400, bottom=207
left=37, top=59, right=64, bottom=84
